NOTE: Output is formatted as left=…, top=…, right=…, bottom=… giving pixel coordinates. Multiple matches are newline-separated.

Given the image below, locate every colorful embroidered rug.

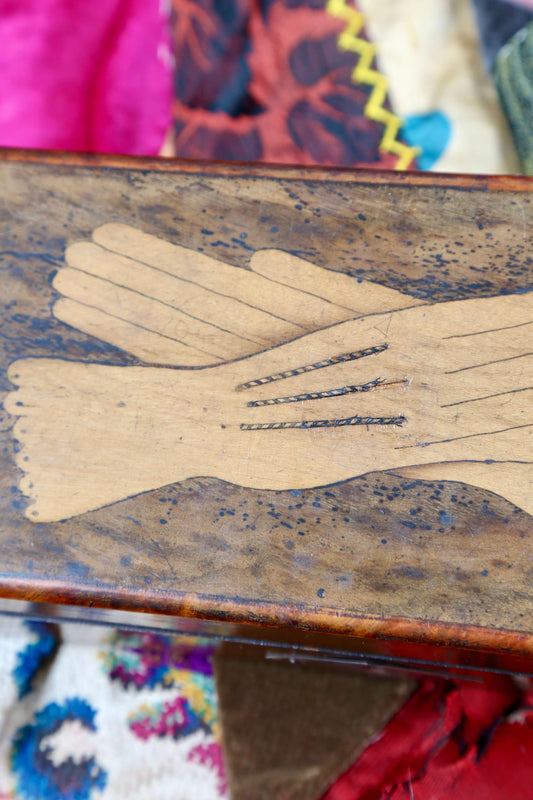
left=0, top=619, right=227, bottom=799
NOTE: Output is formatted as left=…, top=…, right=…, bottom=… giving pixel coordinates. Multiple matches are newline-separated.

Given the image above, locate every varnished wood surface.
left=0, top=150, right=532, bottom=664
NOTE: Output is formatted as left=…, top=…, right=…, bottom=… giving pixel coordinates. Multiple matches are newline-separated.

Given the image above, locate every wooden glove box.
left=0, top=149, right=531, bottom=678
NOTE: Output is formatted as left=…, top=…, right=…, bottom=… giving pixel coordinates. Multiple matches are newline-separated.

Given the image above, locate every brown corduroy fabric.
left=215, top=645, right=415, bottom=800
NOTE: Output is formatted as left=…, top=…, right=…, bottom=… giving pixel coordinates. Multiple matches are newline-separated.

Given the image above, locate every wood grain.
left=0, top=151, right=532, bottom=668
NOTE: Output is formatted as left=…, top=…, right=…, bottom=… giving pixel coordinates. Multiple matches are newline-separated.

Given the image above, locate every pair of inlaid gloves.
left=4, top=225, right=532, bottom=521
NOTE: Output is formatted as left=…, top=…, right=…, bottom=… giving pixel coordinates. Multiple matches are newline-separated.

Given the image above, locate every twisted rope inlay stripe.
left=235, top=344, right=388, bottom=392
left=240, top=415, right=406, bottom=430
left=247, top=377, right=386, bottom=406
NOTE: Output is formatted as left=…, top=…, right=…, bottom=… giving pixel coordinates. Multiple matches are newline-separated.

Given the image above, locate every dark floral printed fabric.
left=169, top=0, right=415, bottom=168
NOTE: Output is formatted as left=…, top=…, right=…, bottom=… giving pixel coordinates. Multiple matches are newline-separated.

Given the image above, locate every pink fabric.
left=0, top=0, right=172, bottom=155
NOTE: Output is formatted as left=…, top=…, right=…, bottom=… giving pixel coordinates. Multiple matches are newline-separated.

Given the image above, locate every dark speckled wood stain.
left=70, top=473, right=529, bottom=627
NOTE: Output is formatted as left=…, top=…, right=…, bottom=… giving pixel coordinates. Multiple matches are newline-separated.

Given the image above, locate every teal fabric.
left=401, top=111, right=452, bottom=170
left=495, top=22, right=533, bottom=174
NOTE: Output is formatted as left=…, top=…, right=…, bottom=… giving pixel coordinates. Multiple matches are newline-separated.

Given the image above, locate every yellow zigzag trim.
left=326, top=0, right=419, bottom=170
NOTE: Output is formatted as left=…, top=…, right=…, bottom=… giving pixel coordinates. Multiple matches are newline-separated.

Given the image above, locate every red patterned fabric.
left=170, top=0, right=409, bottom=168
left=323, top=676, right=533, bottom=799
